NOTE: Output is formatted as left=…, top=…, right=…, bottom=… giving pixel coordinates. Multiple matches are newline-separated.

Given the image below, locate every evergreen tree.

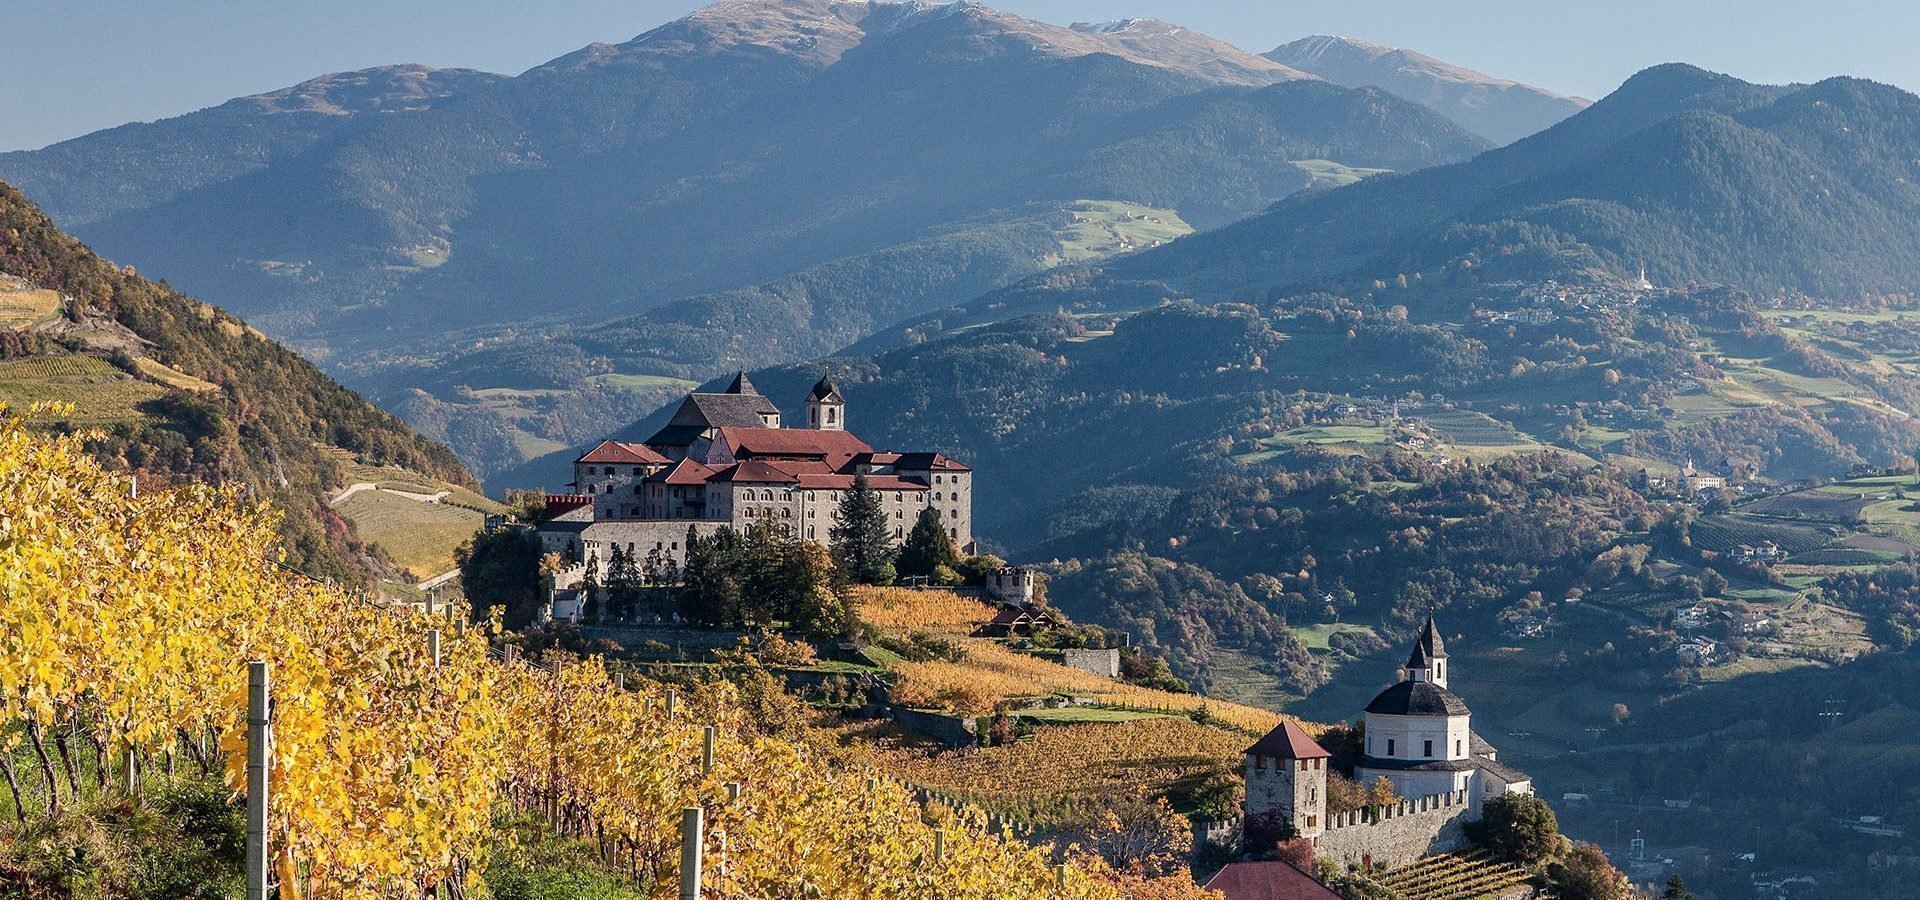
left=682, top=528, right=744, bottom=626
left=1660, top=876, right=1695, bottom=900
left=831, top=473, right=895, bottom=585
left=580, top=552, right=602, bottom=623
left=606, top=544, right=638, bottom=622
left=896, top=507, right=959, bottom=579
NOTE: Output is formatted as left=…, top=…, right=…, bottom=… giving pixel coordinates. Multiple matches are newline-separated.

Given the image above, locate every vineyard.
left=0, top=409, right=1184, bottom=899
left=830, top=718, right=1245, bottom=828
left=853, top=586, right=999, bottom=636
left=888, top=639, right=1282, bottom=734
left=1417, top=410, right=1532, bottom=448
left=0, top=354, right=166, bottom=424
left=1374, top=850, right=1530, bottom=900
left=0, top=277, right=60, bottom=329
left=1688, top=514, right=1832, bottom=555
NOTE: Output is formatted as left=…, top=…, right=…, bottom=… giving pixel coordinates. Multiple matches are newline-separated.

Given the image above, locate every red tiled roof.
left=709, top=460, right=799, bottom=484
left=648, top=458, right=716, bottom=485
left=577, top=440, right=670, bottom=466
left=1204, top=861, right=1342, bottom=900
left=891, top=451, right=971, bottom=472
left=793, top=473, right=925, bottom=491
left=1245, top=720, right=1329, bottom=760
left=715, top=427, right=872, bottom=463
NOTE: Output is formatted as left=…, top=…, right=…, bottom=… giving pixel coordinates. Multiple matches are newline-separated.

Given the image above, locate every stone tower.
left=1405, top=613, right=1449, bottom=688
left=806, top=374, right=845, bottom=431
left=1243, top=719, right=1330, bottom=840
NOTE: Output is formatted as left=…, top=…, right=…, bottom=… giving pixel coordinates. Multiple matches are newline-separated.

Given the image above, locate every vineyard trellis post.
left=703, top=726, right=715, bottom=775
left=680, top=806, right=704, bottom=899
left=246, top=660, right=271, bottom=900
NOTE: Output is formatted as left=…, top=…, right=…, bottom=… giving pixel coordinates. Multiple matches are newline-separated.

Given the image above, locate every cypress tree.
left=831, top=473, right=895, bottom=585
left=897, top=507, right=959, bottom=579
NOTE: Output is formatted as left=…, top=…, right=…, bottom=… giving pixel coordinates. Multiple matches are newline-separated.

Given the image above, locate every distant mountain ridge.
left=0, top=0, right=1495, bottom=481
left=1267, top=35, right=1589, bottom=144
left=873, top=63, right=1920, bottom=346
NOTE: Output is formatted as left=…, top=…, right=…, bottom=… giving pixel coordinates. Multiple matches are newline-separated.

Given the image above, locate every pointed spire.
left=724, top=370, right=756, bottom=395
left=1405, top=613, right=1447, bottom=669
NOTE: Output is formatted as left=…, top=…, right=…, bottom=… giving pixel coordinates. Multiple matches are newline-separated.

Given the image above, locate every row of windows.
left=1370, top=737, right=1463, bottom=759
left=581, top=466, right=648, bottom=477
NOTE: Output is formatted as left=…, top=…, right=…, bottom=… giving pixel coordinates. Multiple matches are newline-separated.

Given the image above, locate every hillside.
left=0, top=178, right=471, bottom=586
left=0, top=0, right=1491, bottom=481
left=876, top=64, right=1920, bottom=346
left=1267, top=35, right=1590, bottom=144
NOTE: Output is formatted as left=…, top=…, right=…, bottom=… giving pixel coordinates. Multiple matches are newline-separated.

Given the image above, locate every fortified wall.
left=1315, top=789, right=1474, bottom=870
left=1198, top=789, right=1476, bottom=872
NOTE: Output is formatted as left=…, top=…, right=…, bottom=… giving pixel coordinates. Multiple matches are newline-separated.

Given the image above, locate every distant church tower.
left=1243, top=719, right=1330, bottom=841
left=806, top=374, right=845, bottom=431
left=1405, top=613, right=1449, bottom=688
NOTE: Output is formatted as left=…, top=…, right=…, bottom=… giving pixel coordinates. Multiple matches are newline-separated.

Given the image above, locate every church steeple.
left=724, top=370, right=757, bottom=395
left=1404, top=613, right=1449, bottom=688
left=806, top=373, right=845, bottom=431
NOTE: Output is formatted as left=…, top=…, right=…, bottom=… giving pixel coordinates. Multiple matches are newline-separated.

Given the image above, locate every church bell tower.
left=806, top=374, right=845, bottom=431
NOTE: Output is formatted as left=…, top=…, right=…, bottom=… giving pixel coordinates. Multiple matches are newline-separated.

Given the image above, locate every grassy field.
left=0, top=281, right=61, bottom=329
left=334, top=489, right=484, bottom=580
left=1047, top=200, right=1192, bottom=265
left=134, top=357, right=218, bottom=391
left=1011, top=706, right=1172, bottom=724
left=584, top=373, right=702, bottom=393
left=1291, top=158, right=1393, bottom=188
left=1294, top=623, right=1375, bottom=651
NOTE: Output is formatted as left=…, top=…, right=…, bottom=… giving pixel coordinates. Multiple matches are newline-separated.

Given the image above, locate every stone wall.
left=1315, top=789, right=1475, bottom=870
left=887, top=706, right=980, bottom=747
left=1061, top=648, right=1121, bottom=678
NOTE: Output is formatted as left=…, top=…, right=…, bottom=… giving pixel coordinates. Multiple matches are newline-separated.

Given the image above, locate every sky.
left=4, top=0, right=1916, bottom=151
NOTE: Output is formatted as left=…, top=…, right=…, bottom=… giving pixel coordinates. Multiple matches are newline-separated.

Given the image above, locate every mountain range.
left=878, top=63, right=1920, bottom=348
left=0, top=0, right=1585, bottom=480
left=1267, top=35, right=1590, bottom=145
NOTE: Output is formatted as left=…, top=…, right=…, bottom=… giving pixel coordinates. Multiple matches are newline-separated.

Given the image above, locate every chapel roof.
left=1364, top=680, right=1470, bottom=718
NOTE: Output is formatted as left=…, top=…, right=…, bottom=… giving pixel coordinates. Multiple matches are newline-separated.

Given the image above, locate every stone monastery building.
left=538, top=373, right=973, bottom=569
left=1240, top=615, right=1533, bottom=868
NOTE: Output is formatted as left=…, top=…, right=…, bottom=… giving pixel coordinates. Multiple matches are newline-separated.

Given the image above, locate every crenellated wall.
left=1315, top=789, right=1476, bottom=870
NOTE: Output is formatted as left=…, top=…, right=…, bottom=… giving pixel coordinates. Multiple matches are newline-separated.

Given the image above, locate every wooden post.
left=1055, top=863, right=1067, bottom=895
left=933, top=828, right=945, bottom=863
left=726, top=782, right=741, bottom=803
left=679, top=807, right=704, bottom=899
left=246, top=662, right=271, bottom=900
left=702, top=726, right=715, bottom=775
left=428, top=629, right=442, bottom=670
left=666, top=688, right=677, bottom=719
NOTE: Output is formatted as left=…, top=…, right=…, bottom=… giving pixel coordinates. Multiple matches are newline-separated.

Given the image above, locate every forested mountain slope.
left=0, top=179, right=469, bottom=585
left=876, top=65, right=1920, bottom=345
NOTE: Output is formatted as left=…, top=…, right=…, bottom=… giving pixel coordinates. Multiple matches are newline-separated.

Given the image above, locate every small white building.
left=1353, top=616, right=1533, bottom=805
left=984, top=566, right=1037, bottom=604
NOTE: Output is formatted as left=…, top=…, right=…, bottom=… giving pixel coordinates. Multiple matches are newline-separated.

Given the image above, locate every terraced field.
left=0, top=355, right=166, bottom=424
left=1688, top=514, right=1834, bottom=555
left=334, top=489, right=485, bottom=581
left=1376, top=850, right=1529, bottom=900
left=0, top=281, right=60, bottom=329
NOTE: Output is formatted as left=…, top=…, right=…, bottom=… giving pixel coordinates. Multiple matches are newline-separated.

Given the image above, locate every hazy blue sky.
left=5, top=0, right=1914, bottom=151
